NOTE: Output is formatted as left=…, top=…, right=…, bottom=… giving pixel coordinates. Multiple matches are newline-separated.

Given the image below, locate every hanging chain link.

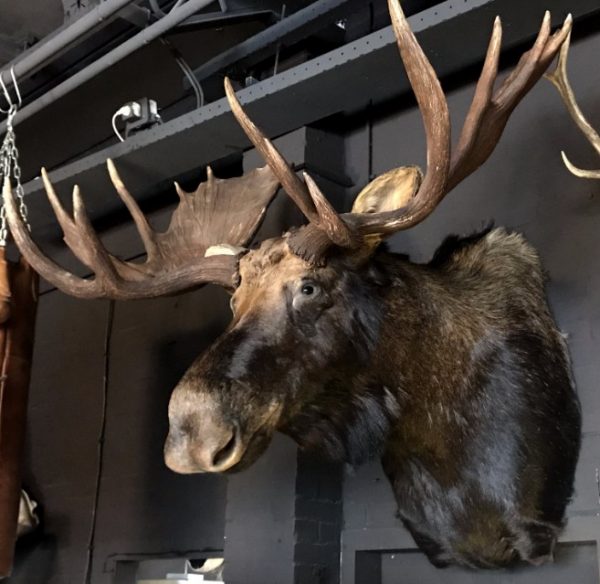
left=0, top=104, right=30, bottom=247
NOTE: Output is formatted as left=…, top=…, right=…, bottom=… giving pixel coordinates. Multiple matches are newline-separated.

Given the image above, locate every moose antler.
left=224, top=79, right=359, bottom=250
left=3, top=162, right=279, bottom=299
left=545, top=31, right=600, bottom=179
left=225, top=0, right=572, bottom=261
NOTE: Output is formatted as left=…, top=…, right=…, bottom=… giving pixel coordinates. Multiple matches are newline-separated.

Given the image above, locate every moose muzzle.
left=164, top=408, right=244, bottom=474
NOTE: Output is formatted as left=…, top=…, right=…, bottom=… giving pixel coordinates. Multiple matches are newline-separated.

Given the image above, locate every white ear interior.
left=204, top=244, right=246, bottom=257
left=352, top=166, right=422, bottom=214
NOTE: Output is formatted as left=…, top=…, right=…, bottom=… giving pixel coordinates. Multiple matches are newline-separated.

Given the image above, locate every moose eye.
left=292, top=281, right=323, bottom=311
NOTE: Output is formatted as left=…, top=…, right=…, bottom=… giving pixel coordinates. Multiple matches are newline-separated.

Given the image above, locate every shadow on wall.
left=9, top=534, right=57, bottom=584
left=73, top=284, right=234, bottom=582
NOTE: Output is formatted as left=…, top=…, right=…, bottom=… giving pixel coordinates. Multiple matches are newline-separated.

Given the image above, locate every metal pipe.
left=3, top=0, right=138, bottom=83
left=1, top=0, right=216, bottom=132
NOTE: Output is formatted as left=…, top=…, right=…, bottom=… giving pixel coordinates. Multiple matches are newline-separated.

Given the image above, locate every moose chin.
left=4, top=0, right=581, bottom=572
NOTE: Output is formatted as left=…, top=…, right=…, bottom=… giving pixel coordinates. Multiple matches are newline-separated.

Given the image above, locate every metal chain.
left=0, top=104, right=30, bottom=247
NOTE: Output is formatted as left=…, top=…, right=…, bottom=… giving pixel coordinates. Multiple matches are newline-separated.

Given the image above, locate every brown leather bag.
left=0, top=249, right=38, bottom=577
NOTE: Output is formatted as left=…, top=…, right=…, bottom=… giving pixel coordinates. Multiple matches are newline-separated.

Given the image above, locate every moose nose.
left=165, top=419, right=244, bottom=474
left=193, top=422, right=242, bottom=472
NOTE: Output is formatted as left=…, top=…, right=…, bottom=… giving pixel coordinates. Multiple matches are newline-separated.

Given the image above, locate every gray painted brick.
left=296, top=519, right=321, bottom=543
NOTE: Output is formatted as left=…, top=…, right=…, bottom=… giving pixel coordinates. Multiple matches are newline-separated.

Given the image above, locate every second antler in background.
left=546, top=29, right=600, bottom=178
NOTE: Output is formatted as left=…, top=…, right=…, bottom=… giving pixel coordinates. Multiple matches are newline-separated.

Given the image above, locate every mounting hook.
left=0, top=68, right=22, bottom=115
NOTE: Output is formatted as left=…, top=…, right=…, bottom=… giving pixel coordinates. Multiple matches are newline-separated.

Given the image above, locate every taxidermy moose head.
left=4, top=0, right=581, bottom=570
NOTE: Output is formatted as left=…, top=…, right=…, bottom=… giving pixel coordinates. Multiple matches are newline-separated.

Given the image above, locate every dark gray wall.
left=342, top=23, right=600, bottom=584
left=10, top=286, right=231, bottom=584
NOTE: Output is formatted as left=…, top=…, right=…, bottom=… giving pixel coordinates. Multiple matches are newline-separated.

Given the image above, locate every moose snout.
left=164, top=414, right=244, bottom=474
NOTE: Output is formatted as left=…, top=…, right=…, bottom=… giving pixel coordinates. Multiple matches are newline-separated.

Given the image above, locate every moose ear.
left=352, top=166, right=422, bottom=216
left=349, top=166, right=422, bottom=257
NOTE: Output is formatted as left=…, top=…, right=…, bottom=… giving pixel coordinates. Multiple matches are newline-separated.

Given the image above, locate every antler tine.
left=106, top=159, right=160, bottom=257
left=384, top=0, right=450, bottom=226
left=546, top=29, right=600, bottom=179
left=43, top=166, right=122, bottom=288
left=302, top=172, right=359, bottom=248
left=41, top=167, right=74, bottom=235
left=224, top=77, right=356, bottom=247
left=448, top=12, right=572, bottom=190
left=493, top=11, right=552, bottom=106
left=224, top=78, right=318, bottom=222
left=336, top=0, right=451, bottom=237
left=3, top=177, right=98, bottom=298
left=448, top=17, right=502, bottom=190
left=71, top=185, right=120, bottom=286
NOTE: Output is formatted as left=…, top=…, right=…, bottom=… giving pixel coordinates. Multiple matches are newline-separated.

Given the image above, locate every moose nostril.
left=212, top=429, right=238, bottom=467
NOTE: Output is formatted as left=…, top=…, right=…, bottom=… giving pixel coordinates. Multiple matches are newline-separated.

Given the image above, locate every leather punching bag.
left=0, top=249, right=38, bottom=577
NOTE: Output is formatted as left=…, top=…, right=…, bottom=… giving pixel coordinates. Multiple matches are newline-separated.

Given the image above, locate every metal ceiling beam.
left=1, top=0, right=138, bottom=84
left=20, top=0, right=600, bottom=244
left=0, top=0, right=219, bottom=135
left=175, top=9, right=277, bottom=32
left=185, top=0, right=436, bottom=87
left=187, top=0, right=363, bottom=84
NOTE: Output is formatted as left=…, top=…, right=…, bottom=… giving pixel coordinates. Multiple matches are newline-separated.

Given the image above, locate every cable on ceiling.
left=160, top=37, right=204, bottom=109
